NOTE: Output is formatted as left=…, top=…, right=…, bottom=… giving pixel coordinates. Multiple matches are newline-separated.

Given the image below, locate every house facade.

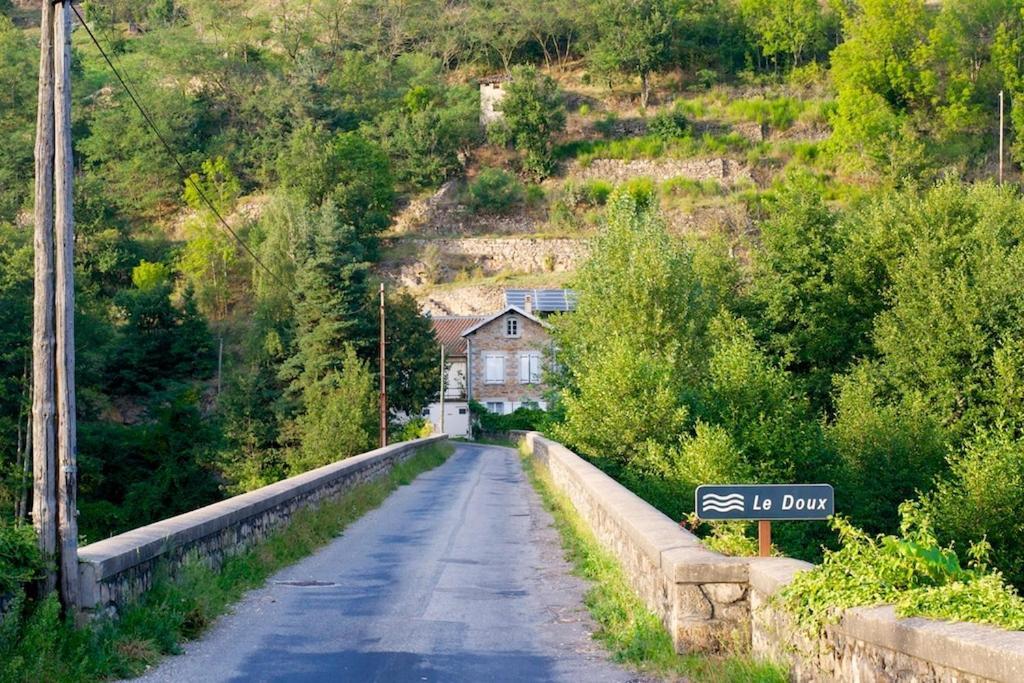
left=462, top=305, right=552, bottom=416
left=424, top=305, right=555, bottom=436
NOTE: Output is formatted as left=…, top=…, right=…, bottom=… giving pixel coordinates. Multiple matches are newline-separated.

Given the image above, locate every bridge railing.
left=77, top=435, right=448, bottom=615
left=517, top=431, right=1024, bottom=683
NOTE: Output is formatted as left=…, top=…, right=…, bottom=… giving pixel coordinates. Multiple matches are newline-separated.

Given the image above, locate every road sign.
left=695, top=484, right=834, bottom=521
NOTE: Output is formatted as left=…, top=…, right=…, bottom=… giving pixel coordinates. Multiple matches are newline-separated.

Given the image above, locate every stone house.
left=424, top=301, right=556, bottom=435
left=462, top=305, right=553, bottom=416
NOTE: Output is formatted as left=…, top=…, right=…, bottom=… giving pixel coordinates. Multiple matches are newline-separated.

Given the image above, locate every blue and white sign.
left=695, top=484, right=834, bottom=521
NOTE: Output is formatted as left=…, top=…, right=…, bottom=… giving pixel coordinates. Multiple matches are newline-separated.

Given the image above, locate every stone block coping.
left=78, top=435, right=448, bottom=582
left=523, top=432, right=1024, bottom=681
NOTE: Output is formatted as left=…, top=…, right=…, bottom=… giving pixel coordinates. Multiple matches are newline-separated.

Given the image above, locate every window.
left=458, top=407, right=467, bottom=415
left=486, top=401, right=504, bottom=414
left=505, top=316, right=520, bottom=338
left=521, top=400, right=539, bottom=410
left=484, top=354, right=505, bottom=384
left=519, top=352, right=542, bottom=384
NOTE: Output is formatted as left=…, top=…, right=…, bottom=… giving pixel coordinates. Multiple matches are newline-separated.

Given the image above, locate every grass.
left=0, top=443, right=454, bottom=683
left=519, top=442, right=787, bottom=683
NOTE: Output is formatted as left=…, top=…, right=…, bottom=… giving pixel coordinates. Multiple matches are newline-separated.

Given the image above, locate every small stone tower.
left=479, top=75, right=510, bottom=127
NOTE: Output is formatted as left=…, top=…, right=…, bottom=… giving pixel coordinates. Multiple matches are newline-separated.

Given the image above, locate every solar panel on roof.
left=504, top=289, right=577, bottom=313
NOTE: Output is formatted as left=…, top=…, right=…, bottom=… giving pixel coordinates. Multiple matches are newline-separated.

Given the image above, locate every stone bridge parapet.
left=77, top=435, right=448, bottom=614
left=517, top=432, right=1024, bottom=682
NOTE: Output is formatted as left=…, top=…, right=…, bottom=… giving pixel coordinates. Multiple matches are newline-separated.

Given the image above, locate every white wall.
left=425, top=401, right=471, bottom=437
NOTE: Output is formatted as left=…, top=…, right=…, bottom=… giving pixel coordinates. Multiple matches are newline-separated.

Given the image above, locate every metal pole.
left=439, top=345, right=445, bottom=435
left=758, top=520, right=771, bottom=558
left=379, top=283, right=387, bottom=448
left=54, top=0, right=80, bottom=611
left=999, top=90, right=1005, bottom=185
left=32, top=0, right=57, bottom=596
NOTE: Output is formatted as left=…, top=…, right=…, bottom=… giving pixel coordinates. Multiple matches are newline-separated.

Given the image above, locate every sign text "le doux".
left=695, top=484, right=835, bottom=521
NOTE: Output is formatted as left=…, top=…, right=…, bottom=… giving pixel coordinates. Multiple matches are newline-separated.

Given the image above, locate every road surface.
left=135, top=443, right=636, bottom=683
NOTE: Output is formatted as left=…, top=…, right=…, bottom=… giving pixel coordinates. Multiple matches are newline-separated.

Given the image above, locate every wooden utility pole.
left=32, top=0, right=80, bottom=608
left=379, top=283, right=387, bottom=448
left=32, top=0, right=58, bottom=596
left=54, top=0, right=80, bottom=609
left=999, top=90, right=1005, bottom=185
left=439, top=345, right=445, bottom=434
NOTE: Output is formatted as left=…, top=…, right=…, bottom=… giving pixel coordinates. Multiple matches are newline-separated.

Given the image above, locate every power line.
left=70, top=4, right=286, bottom=287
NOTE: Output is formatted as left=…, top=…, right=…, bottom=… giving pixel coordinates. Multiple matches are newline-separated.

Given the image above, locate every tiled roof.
left=431, top=316, right=486, bottom=357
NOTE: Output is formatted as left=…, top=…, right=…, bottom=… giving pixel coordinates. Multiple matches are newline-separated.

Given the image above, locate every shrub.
left=593, top=112, right=620, bottom=138
left=695, top=69, right=718, bottom=90
left=779, top=504, right=1024, bottom=636
left=524, top=183, right=546, bottom=206
left=618, top=178, right=657, bottom=211
left=580, top=179, right=614, bottom=206
left=469, top=401, right=549, bottom=436
left=0, top=523, right=41, bottom=595
left=926, top=429, right=1024, bottom=588
left=727, top=97, right=805, bottom=130
left=647, top=109, right=690, bottom=141
left=467, top=168, right=525, bottom=214
left=395, top=417, right=433, bottom=442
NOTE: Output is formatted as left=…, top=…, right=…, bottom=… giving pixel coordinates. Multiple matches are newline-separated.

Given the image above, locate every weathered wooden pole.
left=379, top=283, right=387, bottom=448
left=32, top=0, right=58, bottom=595
left=439, top=344, right=445, bottom=435
left=53, top=0, right=81, bottom=610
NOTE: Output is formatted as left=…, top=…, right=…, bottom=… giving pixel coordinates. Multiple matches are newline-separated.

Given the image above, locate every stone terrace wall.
left=519, top=432, right=1024, bottom=682
left=77, top=435, right=449, bottom=615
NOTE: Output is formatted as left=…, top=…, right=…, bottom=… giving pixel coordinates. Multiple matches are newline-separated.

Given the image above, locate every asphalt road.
left=135, top=443, right=636, bottom=683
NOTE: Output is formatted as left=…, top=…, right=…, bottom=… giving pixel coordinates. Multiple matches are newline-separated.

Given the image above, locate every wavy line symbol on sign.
left=700, top=493, right=745, bottom=512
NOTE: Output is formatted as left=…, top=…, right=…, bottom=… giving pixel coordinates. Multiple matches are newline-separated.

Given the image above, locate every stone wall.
left=77, top=435, right=449, bottom=615
left=468, top=311, right=551, bottom=409
left=389, top=237, right=588, bottom=289
left=519, top=432, right=1024, bottom=682
left=573, top=158, right=753, bottom=186
left=521, top=432, right=749, bottom=652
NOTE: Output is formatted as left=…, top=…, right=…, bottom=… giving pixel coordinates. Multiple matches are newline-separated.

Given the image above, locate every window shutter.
left=486, top=355, right=504, bottom=383
left=519, top=354, right=530, bottom=383
left=530, top=354, right=542, bottom=383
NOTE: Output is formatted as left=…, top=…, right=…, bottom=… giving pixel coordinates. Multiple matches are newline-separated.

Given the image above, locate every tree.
left=552, top=190, right=712, bottom=462
left=588, top=0, right=674, bottom=108
left=377, top=289, right=438, bottom=418
left=0, top=18, right=36, bottom=223
left=488, top=65, right=566, bottom=179
left=371, top=83, right=482, bottom=188
left=276, top=125, right=395, bottom=242
left=107, top=278, right=214, bottom=395
left=827, top=0, right=932, bottom=174
left=289, top=346, right=378, bottom=473
left=281, top=201, right=372, bottom=398
left=747, top=177, right=878, bottom=409
left=739, top=0, right=827, bottom=69
left=178, top=158, right=243, bottom=320
left=867, top=181, right=1024, bottom=439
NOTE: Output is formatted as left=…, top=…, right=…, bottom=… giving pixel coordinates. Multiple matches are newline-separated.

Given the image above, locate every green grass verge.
left=518, top=443, right=787, bottom=683
left=0, top=442, right=454, bottom=683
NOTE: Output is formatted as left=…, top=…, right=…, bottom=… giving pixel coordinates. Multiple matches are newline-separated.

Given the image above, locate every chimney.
left=524, top=294, right=533, bottom=315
